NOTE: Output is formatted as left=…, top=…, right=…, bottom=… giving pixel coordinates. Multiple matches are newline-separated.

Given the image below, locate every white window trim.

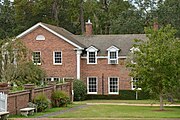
left=108, top=77, right=119, bottom=95
left=131, top=77, right=142, bottom=90
left=53, top=51, right=62, bottom=65
left=107, top=46, right=119, bottom=64
left=108, top=51, right=119, bottom=64
left=87, top=51, right=97, bottom=64
left=32, top=51, right=41, bottom=65
left=87, top=77, right=98, bottom=94
left=36, top=35, right=45, bottom=40
left=86, top=46, right=98, bottom=64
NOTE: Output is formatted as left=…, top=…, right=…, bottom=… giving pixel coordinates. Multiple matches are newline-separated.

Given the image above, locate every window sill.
left=53, top=63, right=62, bottom=65
left=87, top=63, right=97, bottom=64
left=108, top=92, right=119, bottom=95
left=34, top=63, right=41, bottom=65
left=87, top=92, right=97, bottom=94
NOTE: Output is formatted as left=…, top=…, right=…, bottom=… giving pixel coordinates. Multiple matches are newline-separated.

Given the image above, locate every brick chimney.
left=85, top=19, right=92, bottom=36
left=153, top=22, right=159, bottom=31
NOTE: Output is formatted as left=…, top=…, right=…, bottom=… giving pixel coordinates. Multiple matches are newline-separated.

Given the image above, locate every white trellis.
left=0, top=92, right=7, bottom=112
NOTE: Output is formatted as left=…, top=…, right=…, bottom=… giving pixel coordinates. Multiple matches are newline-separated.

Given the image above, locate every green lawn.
left=74, top=99, right=172, bottom=104
left=51, top=105, right=180, bottom=119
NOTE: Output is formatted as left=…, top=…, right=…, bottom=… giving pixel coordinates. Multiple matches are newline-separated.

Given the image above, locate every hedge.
left=86, top=90, right=150, bottom=100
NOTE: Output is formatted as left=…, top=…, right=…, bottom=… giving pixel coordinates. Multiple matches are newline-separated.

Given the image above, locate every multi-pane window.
left=88, top=52, right=96, bottom=63
left=33, top=52, right=41, bottom=65
left=54, top=51, right=62, bottom=64
left=110, top=52, right=117, bottom=59
left=109, top=51, right=118, bottom=64
left=132, top=78, right=141, bottom=90
left=87, top=77, right=97, bottom=94
left=109, top=77, right=119, bottom=94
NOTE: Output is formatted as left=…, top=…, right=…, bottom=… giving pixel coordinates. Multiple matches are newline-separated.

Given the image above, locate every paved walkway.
left=37, top=104, right=88, bottom=118
left=86, top=103, right=180, bottom=106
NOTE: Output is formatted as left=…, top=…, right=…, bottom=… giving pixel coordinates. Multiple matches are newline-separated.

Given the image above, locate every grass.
left=74, top=99, right=173, bottom=105
left=52, top=105, right=180, bottom=119
left=9, top=104, right=78, bottom=118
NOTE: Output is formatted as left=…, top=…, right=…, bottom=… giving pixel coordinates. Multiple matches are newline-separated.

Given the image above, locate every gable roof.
left=74, top=34, right=148, bottom=56
left=16, top=22, right=85, bottom=49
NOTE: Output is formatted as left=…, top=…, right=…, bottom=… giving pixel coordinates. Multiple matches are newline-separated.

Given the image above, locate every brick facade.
left=19, top=23, right=134, bottom=96
left=21, top=27, right=77, bottom=78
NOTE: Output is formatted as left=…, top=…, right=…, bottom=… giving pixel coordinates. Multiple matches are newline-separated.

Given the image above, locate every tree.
left=127, top=25, right=180, bottom=110
left=157, top=0, right=180, bottom=37
left=0, top=38, right=46, bottom=86
left=0, top=0, right=16, bottom=39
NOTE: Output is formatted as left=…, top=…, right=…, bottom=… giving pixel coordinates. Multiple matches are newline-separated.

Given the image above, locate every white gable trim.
left=86, top=46, right=98, bottom=52
left=16, top=22, right=84, bottom=49
left=107, top=45, right=119, bottom=51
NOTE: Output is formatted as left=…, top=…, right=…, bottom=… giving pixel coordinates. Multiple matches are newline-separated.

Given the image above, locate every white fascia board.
left=16, top=23, right=84, bottom=50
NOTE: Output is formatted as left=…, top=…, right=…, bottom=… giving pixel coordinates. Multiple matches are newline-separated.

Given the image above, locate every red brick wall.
left=7, top=83, right=72, bottom=115
left=20, top=26, right=77, bottom=78
left=81, top=58, right=131, bottom=95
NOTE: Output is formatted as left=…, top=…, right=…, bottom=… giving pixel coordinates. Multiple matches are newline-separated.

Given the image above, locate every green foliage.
left=73, top=79, right=87, bottom=101
left=127, top=25, right=180, bottom=109
left=157, top=0, right=180, bottom=37
left=51, top=90, right=70, bottom=107
left=15, top=62, right=46, bottom=86
left=33, top=93, right=50, bottom=112
left=0, top=38, right=46, bottom=86
left=86, top=90, right=149, bottom=100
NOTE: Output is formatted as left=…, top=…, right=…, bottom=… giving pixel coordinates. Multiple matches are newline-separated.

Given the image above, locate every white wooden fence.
left=0, top=92, right=7, bottom=112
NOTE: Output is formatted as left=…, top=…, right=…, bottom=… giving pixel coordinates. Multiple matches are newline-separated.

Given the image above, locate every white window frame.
left=32, top=51, right=41, bottom=65
left=53, top=51, right=62, bottom=65
left=87, top=77, right=98, bottom=94
left=107, top=46, right=119, bottom=64
left=86, top=46, right=98, bottom=64
left=131, top=77, right=142, bottom=90
left=36, top=35, right=45, bottom=40
left=108, top=77, right=119, bottom=95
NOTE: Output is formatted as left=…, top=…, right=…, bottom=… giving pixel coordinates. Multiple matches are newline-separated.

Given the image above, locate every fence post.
left=64, top=77, right=74, bottom=102
left=24, top=84, right=35, bottom=102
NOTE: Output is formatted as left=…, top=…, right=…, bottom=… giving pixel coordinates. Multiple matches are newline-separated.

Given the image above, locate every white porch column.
left=76, top=50, right=82, bottom=79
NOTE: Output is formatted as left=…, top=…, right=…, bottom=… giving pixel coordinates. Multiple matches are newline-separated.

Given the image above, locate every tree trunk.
left=160, top=92, right=164, bottom=110
left=80, top=0, right=85, bottom=34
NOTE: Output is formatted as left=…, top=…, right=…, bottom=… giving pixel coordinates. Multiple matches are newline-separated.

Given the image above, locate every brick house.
left=16, top=21, right=147, bottom=95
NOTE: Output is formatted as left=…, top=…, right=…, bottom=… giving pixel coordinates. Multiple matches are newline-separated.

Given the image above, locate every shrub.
left=33, top=93, right=50, bottom=112
left=51, top=91, right=70, bottom=107
left=73, top=79, right=87, bottom=101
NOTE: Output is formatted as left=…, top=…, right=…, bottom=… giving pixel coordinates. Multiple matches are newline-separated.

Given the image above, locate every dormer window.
left=107, top=46, right=119, bottom=64
left=36, top=35, right=45, bottom=40
left=86, top=46, right=98, bottom=64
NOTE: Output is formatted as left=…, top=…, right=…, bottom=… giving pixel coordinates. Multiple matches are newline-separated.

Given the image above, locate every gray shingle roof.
left=41, top=23, right=86, bottom=48
left=74, top=35, right=148, bottom=56
left=42, top=23, right=148, bottom=56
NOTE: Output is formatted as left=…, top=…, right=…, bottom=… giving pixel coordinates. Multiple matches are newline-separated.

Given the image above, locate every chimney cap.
left=86, top=19, right=92, bottom=25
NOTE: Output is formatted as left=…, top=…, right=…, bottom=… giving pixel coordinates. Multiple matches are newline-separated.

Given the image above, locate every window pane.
left=54, top=52, right=62, bottom=63
left=110, top=52, right=117, bottom=59
left=88, top=77, right=97, bottom=93
left=33, top=52, right=41, bottom=64
left=89, top=52, right=96, bottom=63
left=109, top=78, right=118, bottom=93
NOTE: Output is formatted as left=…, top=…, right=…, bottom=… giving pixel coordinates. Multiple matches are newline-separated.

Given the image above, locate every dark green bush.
left=73, top=79, right=87, bottom=101
left=33, top=93, right=50, bottom=112
left=86, top=90, right=150, bottom=100
left=51, top=90, right=70, bottom=107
